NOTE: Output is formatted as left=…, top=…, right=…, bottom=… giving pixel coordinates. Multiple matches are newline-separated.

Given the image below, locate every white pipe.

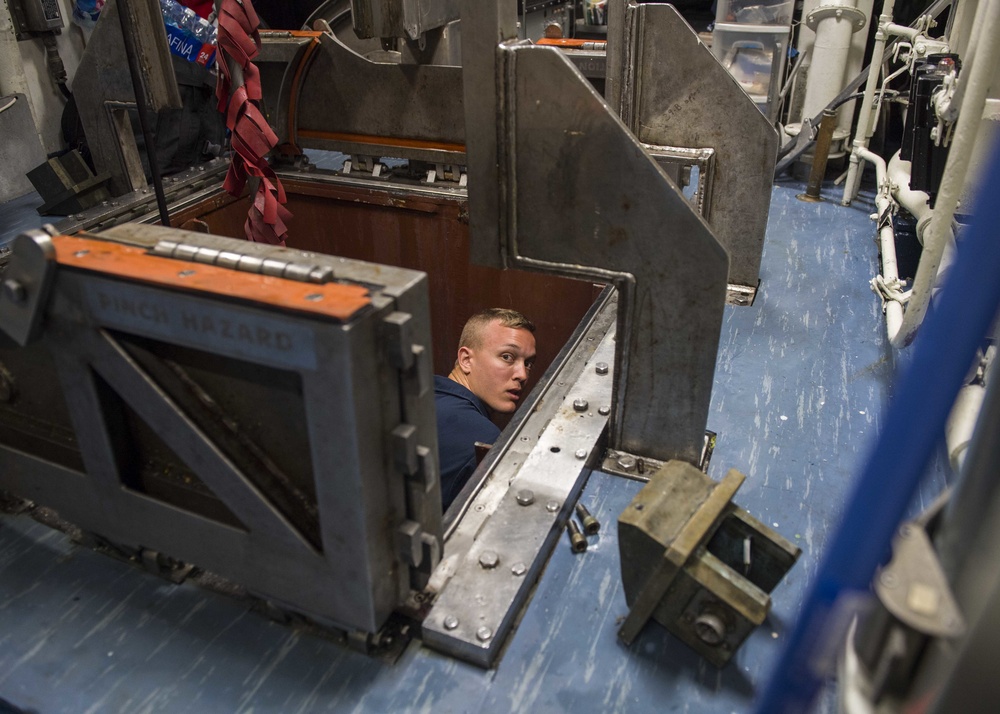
left=887, top=152, right=956, bottom=280
left=884, top=22, right=921, bottom=41
left=801, top=0, right=860, bottom=121
left=892, top=0, right=1000, bottom=349
left=842, top=0, right=895, bottom=205
left=947, top=383, right=986, bottom=472
left=857, top=147, right=905, bottom=339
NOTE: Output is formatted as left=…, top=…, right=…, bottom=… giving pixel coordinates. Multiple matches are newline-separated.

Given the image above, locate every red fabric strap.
left=216, top=0, right=289, bottom=245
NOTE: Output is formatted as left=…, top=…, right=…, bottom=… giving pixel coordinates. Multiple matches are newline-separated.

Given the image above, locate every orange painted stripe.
left=259, top=30, right=324, bottom=39
left=285, top=36, right=322, bottom=154
left=297, top=130, right=466, bottom=154
left=54, top=235, right=371, bottom=322
left=536, top=38, right=607, bottom=48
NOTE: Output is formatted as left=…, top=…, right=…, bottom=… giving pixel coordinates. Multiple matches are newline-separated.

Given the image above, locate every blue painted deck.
left=0, top=181, right=950, bottom=712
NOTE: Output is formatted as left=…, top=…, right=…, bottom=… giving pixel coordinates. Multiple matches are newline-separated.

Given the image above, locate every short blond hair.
left=459, top=308, right=536, bottom=350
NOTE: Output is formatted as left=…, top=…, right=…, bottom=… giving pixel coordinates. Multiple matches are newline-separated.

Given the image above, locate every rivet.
left=617, top=454, right=636, bottom=471
left=478, top=550, right=499, bottom=569
left=545, top=500, right=560, bottom=513
left=511, top=562, right=527, bottom=577
left=598, top=406, right=611, bottom=416
left=575, top=448, right=588, bottom=460
left=305, top=293, right=324, bottom=302
left=595, top=362, right=609, bottom=375
left=516, top=489, right=535, bottom=506
left=476, top=626, right=493, bottom=642
left=178, top=270, right=196, bottom=277
left=443, top=615, right=459, bottom=630
left=73, top=250, right=89, bottom=258
left=573, top=398, right=589, bottom=412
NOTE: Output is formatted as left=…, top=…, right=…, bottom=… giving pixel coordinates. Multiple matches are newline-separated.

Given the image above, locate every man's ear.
left=457, top=346, right=474, bottom=374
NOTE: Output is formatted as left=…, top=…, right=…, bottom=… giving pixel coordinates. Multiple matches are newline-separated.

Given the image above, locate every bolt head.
left=617, top=454, right=636, bottom=471
left=511, top=562, right=527, bottom=577
left=573, top=398, right=589, bottom=412
left=598, top=406, right=611, bottom=416
left=545, top=500, right=560, bottom=513
left=595, top=362, right=609, bottom=375
left=575, top=448, right=588, bottom=460
left=443, top=615, right=459, bottom=630
left=478, top=550, right=500, bottom=569
left=694, top=613, right=727, bottom=646
left=476, top=626, right=493, bottom=642
left=516, top=489, right=535, bottom=506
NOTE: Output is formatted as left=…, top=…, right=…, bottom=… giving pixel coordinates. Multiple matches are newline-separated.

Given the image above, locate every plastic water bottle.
left=72, top=0, right=105, bottom=29
left=160, top=0, right=217, bottom=65
left=160, top=0, right=186, bottom=28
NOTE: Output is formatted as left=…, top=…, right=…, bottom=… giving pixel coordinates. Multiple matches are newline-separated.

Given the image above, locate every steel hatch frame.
left=0, top=227, right=442, bottom=636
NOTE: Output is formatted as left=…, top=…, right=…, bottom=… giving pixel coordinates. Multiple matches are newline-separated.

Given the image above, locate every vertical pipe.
left=800, top=0, right=859, bottom=122
left=754, top=138, right=1000, bottom=714
left=800, top=109, right=838, bottom=200
left=842, top=0, right=895, bottom=205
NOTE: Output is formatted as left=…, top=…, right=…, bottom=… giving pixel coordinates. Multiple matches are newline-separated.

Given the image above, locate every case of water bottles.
left=160, top=0, right=217, bottom=68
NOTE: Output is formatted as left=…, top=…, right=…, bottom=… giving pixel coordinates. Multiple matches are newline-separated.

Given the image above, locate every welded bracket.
left=607, top=1, right=778, bottom=290
left=618, top=461, right=801, bottom=667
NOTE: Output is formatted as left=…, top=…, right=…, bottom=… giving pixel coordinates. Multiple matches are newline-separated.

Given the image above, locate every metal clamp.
left=617, top=461, right=801, bottom=666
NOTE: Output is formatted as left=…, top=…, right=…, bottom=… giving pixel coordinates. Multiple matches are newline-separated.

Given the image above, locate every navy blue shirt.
left=434, top=375, right=500, bottom=508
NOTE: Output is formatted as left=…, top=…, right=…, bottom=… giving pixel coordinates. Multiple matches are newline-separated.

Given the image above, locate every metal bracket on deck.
left=618, top=461, right=801, bottom=667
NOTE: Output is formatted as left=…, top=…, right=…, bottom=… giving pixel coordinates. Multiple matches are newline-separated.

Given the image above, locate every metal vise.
left=617, top=461, right=800, bottom=667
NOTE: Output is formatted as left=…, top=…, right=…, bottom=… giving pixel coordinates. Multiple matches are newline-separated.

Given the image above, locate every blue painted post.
left=754, top=141, right=1000, bottom=713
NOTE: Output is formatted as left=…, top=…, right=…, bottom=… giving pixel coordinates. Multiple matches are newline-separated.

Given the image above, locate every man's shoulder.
left=434, top=375, right=481, bottom=409
left=434, top=376, right=497, bottom=435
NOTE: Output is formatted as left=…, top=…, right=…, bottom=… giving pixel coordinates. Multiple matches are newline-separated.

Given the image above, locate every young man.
left=435, top=308, right=536, bottom=508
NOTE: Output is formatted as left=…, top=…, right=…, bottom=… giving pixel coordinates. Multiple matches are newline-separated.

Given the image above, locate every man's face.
left=459, top=321, right=537, bottom=414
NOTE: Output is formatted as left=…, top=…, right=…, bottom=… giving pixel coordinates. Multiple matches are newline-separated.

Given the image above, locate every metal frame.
left=72, top=0, right=181, bottom=196
left=0, top=227, right=442, bottom=635
left=424, top=289, right=618, bottom=665
left=462, top=2, right=728, bottom=467
left=292, top=24, right=466, bottom=165
left=349, top=0, right=460, bottom=41
left=607, top=1, right=778, bottom=291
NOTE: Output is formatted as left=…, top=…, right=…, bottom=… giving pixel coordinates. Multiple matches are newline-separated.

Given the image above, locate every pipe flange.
left=806, top=5, right=867, bottom=33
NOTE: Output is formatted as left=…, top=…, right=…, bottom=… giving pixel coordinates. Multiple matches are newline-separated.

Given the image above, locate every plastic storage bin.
left=715, top=0, right=794, bottom=25
left=712, top=23, right=789, bottom=120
